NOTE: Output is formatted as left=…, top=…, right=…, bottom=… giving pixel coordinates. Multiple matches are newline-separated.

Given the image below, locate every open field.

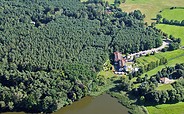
left=156, top=49, right=184, bottom=60
left=136, top=49, right=184, bottom=78
left=156, top=24, right=184, bottom=46
left=156, top=83, right=173, bottom=90
left=120, top=0, right=184, bottom=24
left=130, top=49, right=184, bottom=85
left=147, top=102, right=184, bottom=114
left=159, top=8, right=184, bottom=21
left=137, top=49, right=184, bottom=67
left=139, top=55, right=184, bottom=78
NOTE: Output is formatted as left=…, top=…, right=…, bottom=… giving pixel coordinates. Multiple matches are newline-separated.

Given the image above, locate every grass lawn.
left=156, top=49, right=184, bottom=60
left=98, top=70, right=115, bottom=78
left=147, top=102, right=184, bottom=114
left=156, top=24, right=184, bottom=46
left=159, top=8, right=184, bottom=21
left=120, top=0, right=184, bottom=24
left=98, top=70, right=124, bottom=78
left=156, top=83, right=173, bottom=90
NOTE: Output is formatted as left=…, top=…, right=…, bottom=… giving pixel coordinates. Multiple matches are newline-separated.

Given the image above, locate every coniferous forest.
left=0, top=0, right=163, bottom=112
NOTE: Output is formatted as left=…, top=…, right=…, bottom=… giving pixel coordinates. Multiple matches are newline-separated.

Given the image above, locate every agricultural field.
left=159, top=8, right=184, bottom=21
left=137, top=49, right=184, bottom=77
left=120, top=0, right=184, bottom=24
left=156, top=24, right=184, bottom=46
left=137, top=49, right=184, bottom=67
left=130, top=49, right=184, bottom=85
left=146, top=102, right=184, bottom=114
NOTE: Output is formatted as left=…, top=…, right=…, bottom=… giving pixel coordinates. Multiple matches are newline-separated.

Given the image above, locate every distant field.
left=147, top=102, right=184, bottom=114
left=159, top=8, right=184, bottom=21
left=137, top=49, right=184, bottom=77
left=120, top=0, right=184, bottom=24
left=156, top=24, right=184, bottom=46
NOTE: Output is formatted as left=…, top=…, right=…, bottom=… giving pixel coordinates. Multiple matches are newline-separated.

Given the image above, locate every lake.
left=54, top=94, right=128, bottom=114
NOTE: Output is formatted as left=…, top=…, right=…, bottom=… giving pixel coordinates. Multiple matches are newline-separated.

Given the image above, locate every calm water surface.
left=54, top=94, right=128, bottom=114
left=3, top=94, right=128, bottom=114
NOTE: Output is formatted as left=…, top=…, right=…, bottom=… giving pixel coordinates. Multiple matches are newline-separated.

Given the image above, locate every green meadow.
left=159, top=8, right=184, bottom=21
left=156, top=24, right=184, bottom=46
left=137, top=49, right=184, bottom=78
left=147, top=102, right=184, bottom=114
left=131, top=50, right=184, bottom=88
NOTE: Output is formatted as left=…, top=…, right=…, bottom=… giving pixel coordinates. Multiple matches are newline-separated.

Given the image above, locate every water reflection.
left=54, top=94, right=128, bottom=114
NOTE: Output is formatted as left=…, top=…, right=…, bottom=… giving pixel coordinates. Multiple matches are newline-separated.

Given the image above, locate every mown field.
left=159, top=8, right=184, bottom=21
left=156, top=24, right=184, bottom=46
left=147, top=102, right=184, bottom=114
left=131, top=49, right=184, bottom=87
left=137, top=49, right=184, bottom=78
left=98, top=70, right=119, bottom=78
left=120, top=0, right=184, bottom=24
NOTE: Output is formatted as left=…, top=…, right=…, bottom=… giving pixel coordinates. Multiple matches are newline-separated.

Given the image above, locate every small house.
left=160, top=77, right=175, bottom=84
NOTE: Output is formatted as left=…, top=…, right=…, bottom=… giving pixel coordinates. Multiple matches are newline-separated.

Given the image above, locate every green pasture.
left=136, top=49, right=184, bottom=65
left=147, top=102, right=184, bottom=114
left=159, top=8, right=184, bottom=21
left=134, top=49, right=184, bottom=81
left=156, top=24, right=184, bottom=46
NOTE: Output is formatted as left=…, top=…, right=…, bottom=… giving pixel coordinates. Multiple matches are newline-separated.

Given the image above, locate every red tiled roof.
left=114, top=52, right=122, bottom=62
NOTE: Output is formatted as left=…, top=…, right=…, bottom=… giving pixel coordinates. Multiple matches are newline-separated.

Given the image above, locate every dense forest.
left=0, top=0, right=163, bottom=112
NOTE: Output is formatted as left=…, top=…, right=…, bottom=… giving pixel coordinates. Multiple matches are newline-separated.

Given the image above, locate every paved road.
left=128, top=41, right=169, bottom=59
